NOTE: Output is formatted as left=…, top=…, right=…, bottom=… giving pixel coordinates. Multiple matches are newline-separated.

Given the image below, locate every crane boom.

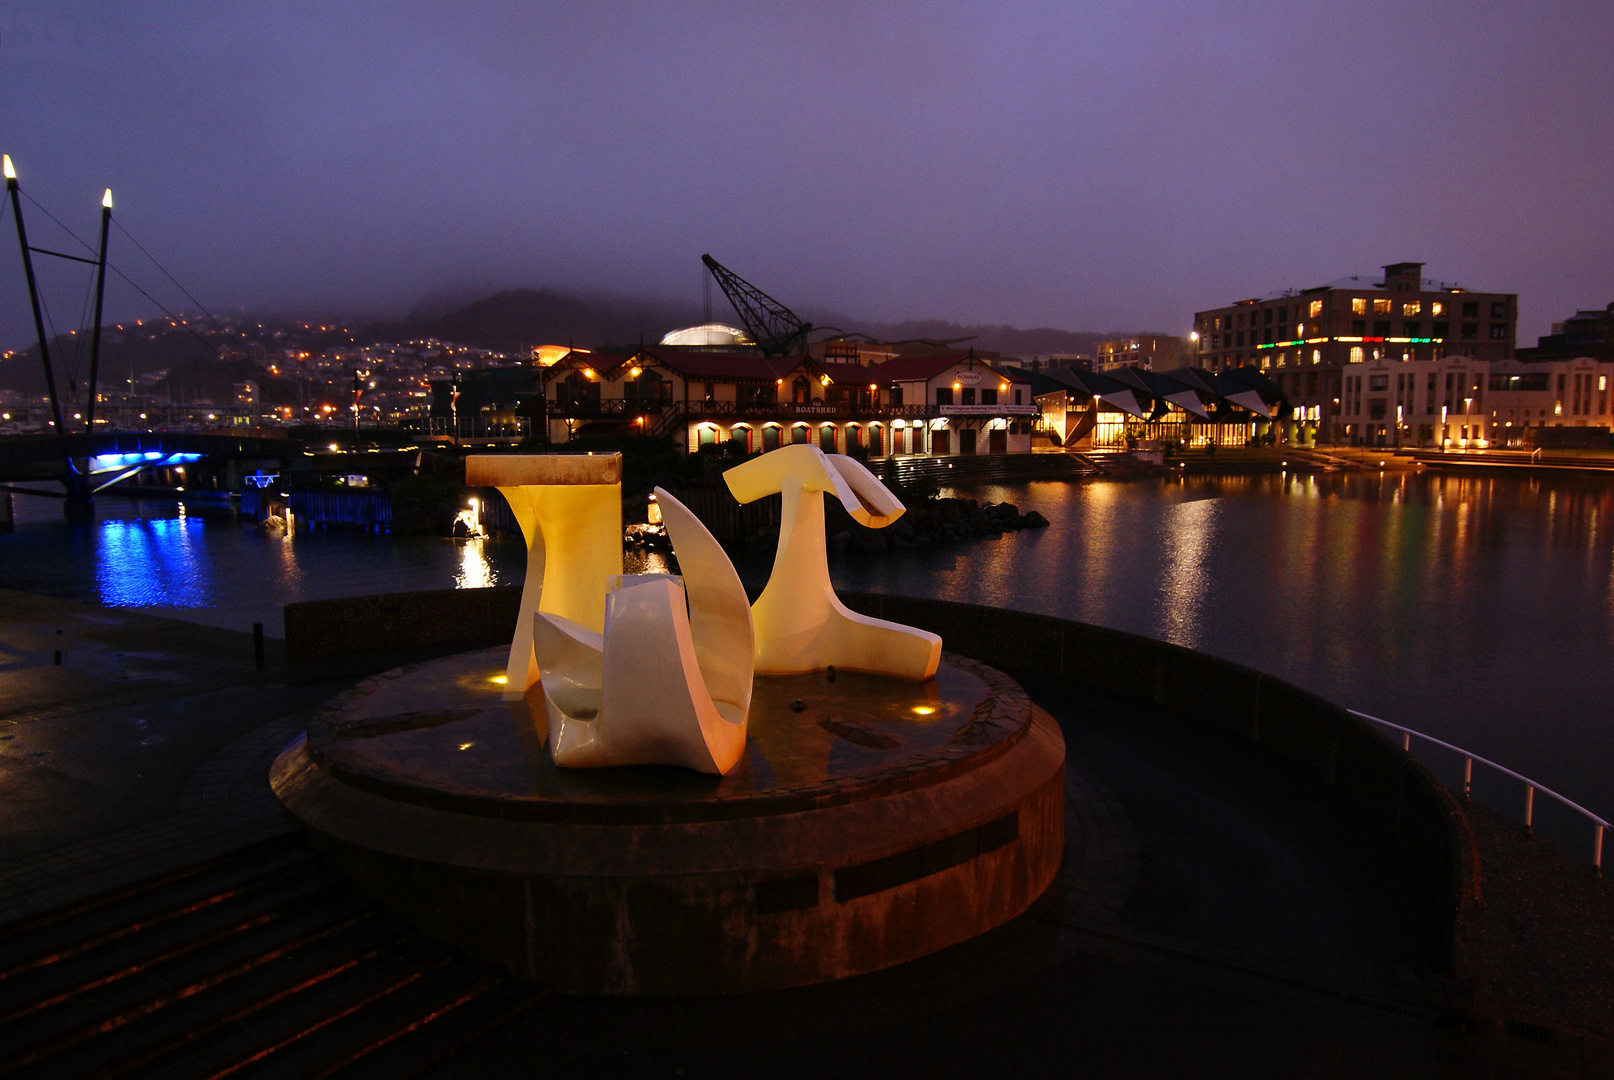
left=701, top=254, right=811, bottom=357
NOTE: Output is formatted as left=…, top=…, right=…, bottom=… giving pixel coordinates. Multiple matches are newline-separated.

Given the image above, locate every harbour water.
left=2, top=472, right=1610, bottom=824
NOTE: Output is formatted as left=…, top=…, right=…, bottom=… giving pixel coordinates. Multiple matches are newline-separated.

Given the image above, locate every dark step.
left=0, top=889, right=374, bottom=1074
left=332, top=979, right=550, bottom=1080
left=0, top=866, right=342, bottom=1024
left=0, top=837, right=315, bottom=974
left=0, top=852, right=324, bottom=994
left=243, top=959, right=500, bottom=1080
left=142, top=938, right=466, bottom=1080
left=46, top=913, right=414, bottom=1080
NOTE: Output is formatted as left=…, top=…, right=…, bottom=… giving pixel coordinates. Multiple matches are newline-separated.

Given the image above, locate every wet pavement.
left=0, top=590, right=1609, bottom=1076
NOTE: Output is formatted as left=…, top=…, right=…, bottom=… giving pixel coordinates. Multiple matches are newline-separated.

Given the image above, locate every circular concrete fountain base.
left=270, top=648, right=1064, bottom=994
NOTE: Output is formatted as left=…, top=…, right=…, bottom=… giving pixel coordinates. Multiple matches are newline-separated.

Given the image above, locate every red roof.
left=639, top=348, right=807, bottom=382
left=869, top=353, right=1007, bottom=383
left=816, top=360, right=881, bottom=384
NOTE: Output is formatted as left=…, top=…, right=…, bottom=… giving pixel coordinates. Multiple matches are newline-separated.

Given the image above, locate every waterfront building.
left=532, top=346, right=1037, bottom=458
left=1095, top=334, right=1182, bottom=373
left=1338, top=354, right=1614, bottom=448
left=1030, top=365, right=1269, bottom=450
left=1192, top=262, right=1517, bottom=444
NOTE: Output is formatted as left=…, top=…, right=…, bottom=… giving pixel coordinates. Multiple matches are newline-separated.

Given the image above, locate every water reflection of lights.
left=1154, top=497, right=1219, bottom=648
left=95, top=516, right=212, bottom=608
left=455, top=539, right=497, bottom=590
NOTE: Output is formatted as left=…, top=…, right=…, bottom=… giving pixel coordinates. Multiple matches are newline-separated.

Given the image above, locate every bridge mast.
left=4, top=156, right=70, bottom=440
left=85, top=189, right=112, bottom=433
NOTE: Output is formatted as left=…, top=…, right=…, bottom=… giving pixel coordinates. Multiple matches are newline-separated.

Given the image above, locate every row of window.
left=1205, top=297, right=1507, bottom=333
left=934, top=387, right=1017, bottom=406
left=694, top=421, right=1030, bottom=456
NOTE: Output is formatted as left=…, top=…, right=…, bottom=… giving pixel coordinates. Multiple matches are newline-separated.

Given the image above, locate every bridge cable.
left=18, top=190, right=294, bottom=405
left=112, top=218, right=230, bottom=337
left=66, top=253, right=98, bottom=394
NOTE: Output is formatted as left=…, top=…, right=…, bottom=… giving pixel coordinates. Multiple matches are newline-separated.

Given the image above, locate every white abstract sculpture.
left=465, top=454, right=623, bottom=701
left=723, top=444, right=941, bottom=681
left=532, top=487, right=755, bottom=775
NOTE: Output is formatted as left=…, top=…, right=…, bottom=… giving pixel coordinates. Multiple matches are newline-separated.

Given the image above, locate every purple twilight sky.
left=2, top=0, right=1612, bottom=350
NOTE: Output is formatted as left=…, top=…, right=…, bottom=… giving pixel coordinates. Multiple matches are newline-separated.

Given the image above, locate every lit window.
left=1431, top=301, right=1444, bottom=316
left=1600, top=376, right=1607, bottom=392
left=1350, top=346, right=1364, bottom=363
left=1402, top=301, right=1421, bottom=316
left=1373, top=298, right=1392, bottom=315
left=1352, top=297, right=1366, bottom=315
left=1312, top=350, right=1322, bottom=364
left=1308, top=300, right=1323, bottom=318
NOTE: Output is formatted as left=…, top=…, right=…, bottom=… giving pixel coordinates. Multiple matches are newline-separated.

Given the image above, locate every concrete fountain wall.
left=284, top=584, right=1476, bottom=974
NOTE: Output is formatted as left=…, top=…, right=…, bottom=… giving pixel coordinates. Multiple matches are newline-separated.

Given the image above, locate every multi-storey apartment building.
left=1339, top=354, right=1614, bottom=448
left=1192, top=262, right=1517, bottom=443
left=1095, top=334, right=1182, bottom=373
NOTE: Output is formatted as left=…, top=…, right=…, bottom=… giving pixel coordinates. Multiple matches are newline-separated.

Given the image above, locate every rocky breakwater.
left=827, top=496, right=1048, bottom=553
left=627, top=495, right=1047, bottom=558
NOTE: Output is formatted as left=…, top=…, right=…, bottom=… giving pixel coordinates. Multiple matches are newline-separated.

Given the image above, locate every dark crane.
left=700, top=254, right=812, bottom=357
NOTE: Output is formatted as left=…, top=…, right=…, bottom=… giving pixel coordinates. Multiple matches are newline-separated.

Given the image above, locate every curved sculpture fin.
left=654, top=487, right=754, bottom=721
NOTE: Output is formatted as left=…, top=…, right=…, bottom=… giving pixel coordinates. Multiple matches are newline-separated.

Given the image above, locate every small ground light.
left=912, top=706, right=936, bottom=716
left=458, top=742, right=474, bottom=751
left=491, top=674, right=508, bottom=685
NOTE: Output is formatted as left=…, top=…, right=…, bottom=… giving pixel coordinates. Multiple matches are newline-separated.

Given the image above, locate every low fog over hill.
left=0, top=285, right=1144, bottom=407
left=385, top=288, right=1123, bottom=358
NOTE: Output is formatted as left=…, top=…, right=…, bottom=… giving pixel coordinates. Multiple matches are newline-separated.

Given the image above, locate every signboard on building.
left=938, top=404, right=1038, bottom=416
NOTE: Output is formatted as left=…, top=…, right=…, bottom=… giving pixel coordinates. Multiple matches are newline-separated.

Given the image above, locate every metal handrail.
left=1349, top=709, right=1607, bottom=871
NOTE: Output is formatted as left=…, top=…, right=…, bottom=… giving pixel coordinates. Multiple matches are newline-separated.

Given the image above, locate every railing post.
left=1524, top=785, right=1534, bottom=830
left=1463, top=756, right=1472, bottom=799
left=1402, top=732, right=1411, bottom=752
left=1596, top=825, right=1604, bottom=874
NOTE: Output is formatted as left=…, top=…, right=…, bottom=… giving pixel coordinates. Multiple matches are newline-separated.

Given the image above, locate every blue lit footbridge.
left=0, top=431, right=297, bottom=501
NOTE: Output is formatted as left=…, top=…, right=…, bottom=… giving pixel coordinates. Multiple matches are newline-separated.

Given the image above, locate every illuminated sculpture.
left=465, top=454, right=623, bottom=701
left=532, top=488, right=754, bottom=774
left=724, top=444, right=941, bottom=680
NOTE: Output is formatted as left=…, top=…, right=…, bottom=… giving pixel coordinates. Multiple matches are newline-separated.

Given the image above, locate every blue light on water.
left=95, top=515, right=214, bottom=608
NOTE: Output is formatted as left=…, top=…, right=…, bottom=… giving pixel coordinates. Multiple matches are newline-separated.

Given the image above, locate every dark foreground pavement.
left=0, top=593, right=1608, bottom=1078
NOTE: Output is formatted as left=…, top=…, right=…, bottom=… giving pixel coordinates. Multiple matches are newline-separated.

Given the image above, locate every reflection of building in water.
left=1155, top=497, right=1219, bottom=650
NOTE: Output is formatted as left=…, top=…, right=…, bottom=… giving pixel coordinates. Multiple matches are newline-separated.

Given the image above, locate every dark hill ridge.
left=397, top=289, right=1126, bottom=358
left=397, top=288, right=702, bottom=352
left=0, top=286, right=1139, bottom=400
